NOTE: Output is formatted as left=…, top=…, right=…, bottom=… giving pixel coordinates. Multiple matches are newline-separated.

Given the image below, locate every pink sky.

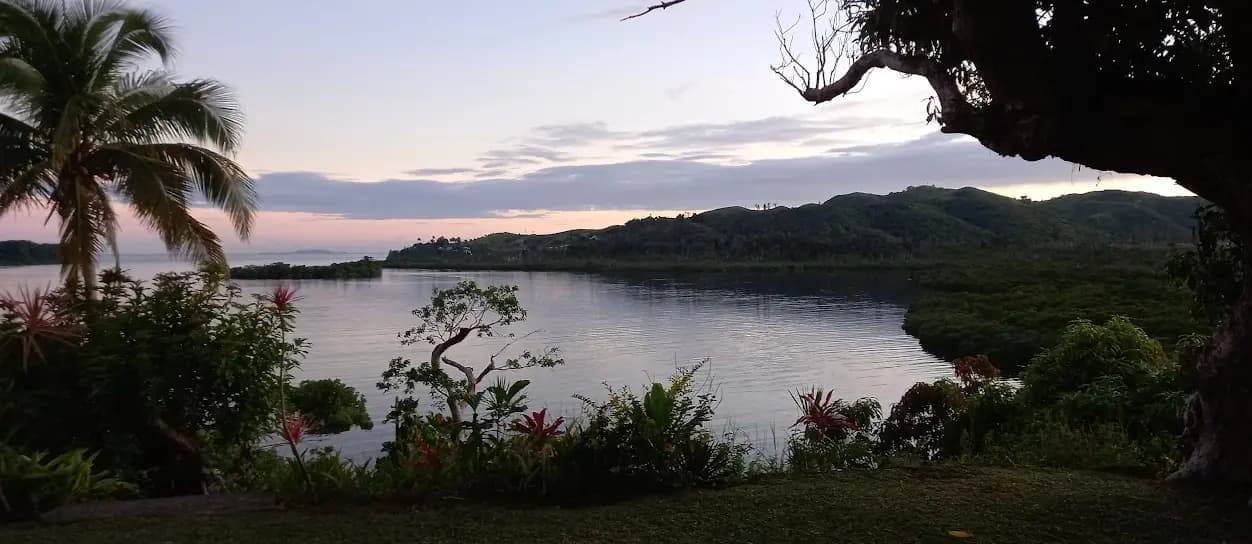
left=0, top=205, right=694, bottom=253
left=0, top=175, right=1191, bottom=255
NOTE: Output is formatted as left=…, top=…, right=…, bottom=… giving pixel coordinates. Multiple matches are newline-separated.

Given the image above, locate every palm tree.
left=0, top=0, right=255, bottom=290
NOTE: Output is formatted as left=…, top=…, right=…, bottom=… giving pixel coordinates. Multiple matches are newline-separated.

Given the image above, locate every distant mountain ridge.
left=385, top=187, right=1203, bottom=266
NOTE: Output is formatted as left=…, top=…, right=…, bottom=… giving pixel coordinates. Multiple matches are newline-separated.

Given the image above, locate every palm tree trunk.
left=81, top=259, right=97, bottom=298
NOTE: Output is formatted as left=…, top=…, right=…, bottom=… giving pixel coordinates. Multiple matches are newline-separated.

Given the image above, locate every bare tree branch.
left=441, top=356, right=477, bottom=385
left=768, top=1, right=971, bottom=127
left=622, top=0, right=690, bottom=21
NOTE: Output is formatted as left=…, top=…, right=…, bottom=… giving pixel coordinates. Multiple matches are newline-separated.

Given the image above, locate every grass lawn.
left=4, top=466, right=1249, bottom=543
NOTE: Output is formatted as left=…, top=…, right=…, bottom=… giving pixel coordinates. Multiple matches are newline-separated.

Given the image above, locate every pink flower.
left=0, top=286, right=77, bottom=370
left=792, top=388, right=858, bottom=434
left=269, top=285, right=300, bottom=311
left=280, top=414, right=311, bottom=445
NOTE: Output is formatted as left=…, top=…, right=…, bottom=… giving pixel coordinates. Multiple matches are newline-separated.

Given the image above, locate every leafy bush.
left=978, top=419, right=1177, bottom=474
left=786, top=389, right=882, bottom=471
left=289, top=379, right=374, bottom=435
left=554, top=364, right=748, bottom=495
left=878, top=355, right=1009, bottom=460
left=1167, top=204, right=1249, bottom=326
left=1020, top=317, right=1171, bottom=405
left=0, top=446, right=134, bottom=520
left=1, top=273, right=369, bottom=497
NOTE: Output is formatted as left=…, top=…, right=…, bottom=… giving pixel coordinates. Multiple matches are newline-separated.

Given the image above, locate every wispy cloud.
left=406, top=167, right=476, bottom=177
left=255, top=133, right=1134, bottom=221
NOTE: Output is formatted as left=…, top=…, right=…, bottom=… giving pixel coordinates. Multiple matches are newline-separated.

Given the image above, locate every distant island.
left=0, top=240, right=59, bottom=266
left=383, top=186, right=1203, bottom=270
left=229, top=258, right=382, bottom=280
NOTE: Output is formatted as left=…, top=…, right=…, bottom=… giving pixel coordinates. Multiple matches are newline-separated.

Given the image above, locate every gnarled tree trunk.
left=431, top=327, right=472, bottom=423
left=1173, top=277, right=1252, bottom=482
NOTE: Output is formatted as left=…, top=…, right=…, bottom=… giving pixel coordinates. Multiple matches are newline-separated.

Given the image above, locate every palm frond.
left=0, top=160, right=53, bottom=215
left=88, top=4, right=175, bottom=86
left=0, top=57, right=46, bottom=109
left=0, top=111, right=42, bottom=174
left=101, top=142, right=255, bottom=239
left=93, top=145, right=226, bottom=264
left=105, top=78, right=244, bottom=153
left=0, top=1, right=62, bottom=54
left=0, top=1, right=69, bottom=101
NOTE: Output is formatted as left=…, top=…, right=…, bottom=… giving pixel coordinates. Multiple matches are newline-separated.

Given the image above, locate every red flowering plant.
left=280, top=413, right=314, bottom=445
left=0, top=286, right=79, bottom=371
left=788, top=387, right=883, bottom=471
left=511, top=409, right=565, bottom=442
left=791, top=388, right=858, bottom=438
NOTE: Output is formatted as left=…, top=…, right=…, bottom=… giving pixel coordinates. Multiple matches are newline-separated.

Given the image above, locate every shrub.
left=786, top=389, right=882, bottom=471
left=1020, top=317, right=1170, bottom=405
left=877, top=355, right=1021, bottom=461
left=878, top=379, right=965, bottom=459
left=1, top=273, right=369, bottom=497
left=979, top=419, right=1178, bottom=474
left=289, top=379, right=374, bottom=435
left=554, top=364, right=748, bottom=495
left=0, top=446, right=135, bottom=520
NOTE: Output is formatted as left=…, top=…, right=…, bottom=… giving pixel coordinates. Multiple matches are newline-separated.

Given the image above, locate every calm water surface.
left=1, top=254, right=952, bottom=457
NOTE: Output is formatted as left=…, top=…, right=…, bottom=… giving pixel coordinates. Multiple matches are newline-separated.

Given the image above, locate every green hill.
left=384, top=187, right=1202, bottom=267
left=0, top=240, right=59, bottom=266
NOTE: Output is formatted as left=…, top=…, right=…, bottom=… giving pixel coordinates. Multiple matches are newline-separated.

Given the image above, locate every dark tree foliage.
left=0, top=240, right=57, bottom=266
left=0, top=273, right=298, bottom=495
left=1168, top=206, right=1250, bottom=326
left=229, top=258, right=381, bottom=280
left=289, top=379, right=374, bottom=435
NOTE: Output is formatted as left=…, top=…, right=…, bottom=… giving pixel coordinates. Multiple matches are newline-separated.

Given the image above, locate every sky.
left=0, top=0, right=1190, bottom=253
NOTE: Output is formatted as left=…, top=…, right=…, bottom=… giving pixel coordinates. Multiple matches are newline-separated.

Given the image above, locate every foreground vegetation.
left=229, top=258, right=382, bottom=280
left=7, top=467, right=1250, bottom=544
left=0, top=271, right=1200, bottom=519
left=3, top=205, right=1242, bottom=522
left=0, top=242, right=58, bottom=267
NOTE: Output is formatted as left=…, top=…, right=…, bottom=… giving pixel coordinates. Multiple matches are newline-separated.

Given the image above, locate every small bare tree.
left=379, top=281, right=562, bottom=425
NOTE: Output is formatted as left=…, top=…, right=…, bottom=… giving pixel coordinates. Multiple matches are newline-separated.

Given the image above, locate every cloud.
left=529, top=122, right=623, bottom=147
left=561, top=5, right=640, bottom=22
left=478, top=145, right=571, bottom=165
left=254, top=133, right=1143, bottom=221
left=474, top=112, right=910, bottom=177
left=632, top=115, right=901, bottom=149
left=405, top=167, right=474, bottom=177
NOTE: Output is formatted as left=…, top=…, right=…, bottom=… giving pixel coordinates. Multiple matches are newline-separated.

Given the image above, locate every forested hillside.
left=0, top=240, right=59, bottom=266
left=385, top=187, right=1202, bottom=267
